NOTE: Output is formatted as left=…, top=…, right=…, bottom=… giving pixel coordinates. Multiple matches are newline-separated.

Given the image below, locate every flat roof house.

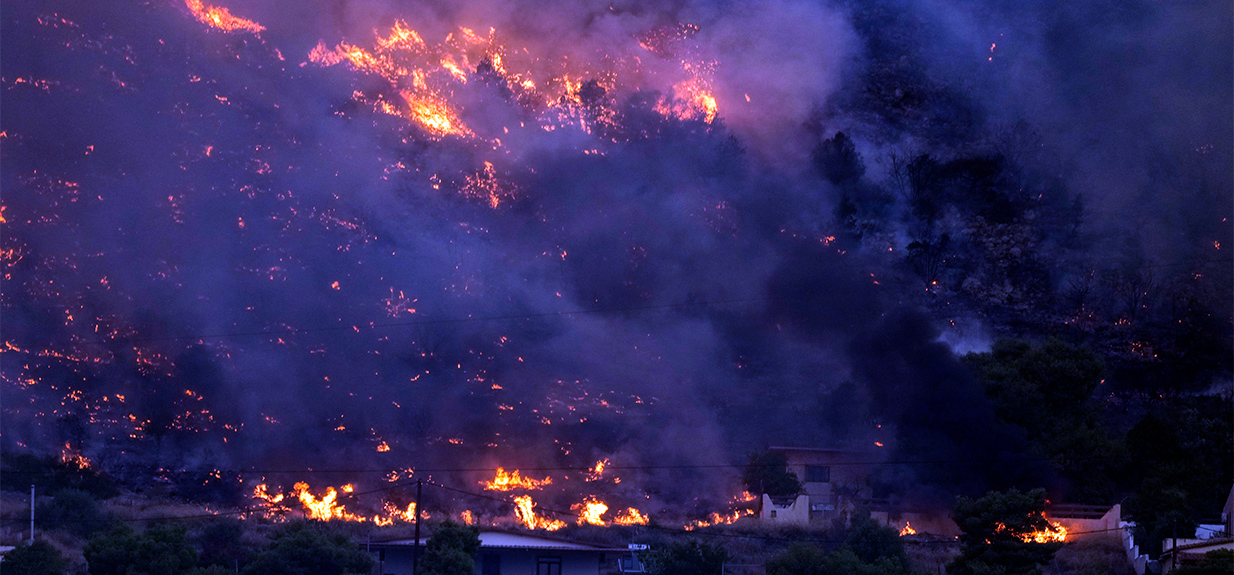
left=367, top=531, right=632, bottom=575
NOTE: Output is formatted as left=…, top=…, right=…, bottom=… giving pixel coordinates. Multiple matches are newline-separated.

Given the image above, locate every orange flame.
left=899, top=521, right=916, bottom=536
left=513, top=495, right=566, bottom=530
left=482, top=467, right=552, bottom=491
left=184, top=0, right=265, bottom=34
left=292, top=482, right=366, bottom=522
left=992, top=519, right=1067, bottom=543
left=59, top=443, right=91, bottom=470
left=573, top=496, right=608, bottom=526
left=614, top=507, right=649, bottom=525
left=683, top=509, right=752, bottom=531
left=585, top=459, right=609, bottom=481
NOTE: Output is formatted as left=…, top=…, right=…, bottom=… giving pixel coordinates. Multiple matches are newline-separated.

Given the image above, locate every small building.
left=367, top=531, right=631, bottom=575
left=1161, top=537, right=1234, bottom=573
left=759, top=446, right=874, bottom=527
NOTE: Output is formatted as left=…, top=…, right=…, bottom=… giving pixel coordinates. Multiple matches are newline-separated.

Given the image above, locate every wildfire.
left=292, top=482, right=366, bottom=522
left=513, top=495, right=566, bottom=530
left=59, top=443, right=91, bottom=470
left=614, top=507, right=649, bottom=526
left=482, top=467, right=552, bottom=491
left=899, top=521, right=916, bottom=536
left=683, top=509, right=752, bottom=531
left=184, top=0, right=265, bottom=35
left=253, top=482, right=428, bottom=525
left=573, top=496, right=609, bottom=526
left=992, top=519, right=1067, bottom=543
left=373, top=501, right=420, bottom=526
left=585, top=459, right=609, bottom=481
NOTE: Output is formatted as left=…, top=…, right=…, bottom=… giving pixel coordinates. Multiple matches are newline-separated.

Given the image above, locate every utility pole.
left=30, top=485, right=35, bottom=542
left=413, top=479, right=423, bottom=575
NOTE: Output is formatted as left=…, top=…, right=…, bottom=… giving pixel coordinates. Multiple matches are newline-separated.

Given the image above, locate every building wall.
left=760, top=494, right=809, bottom=525
left=371, top=546, right=603, bottom=575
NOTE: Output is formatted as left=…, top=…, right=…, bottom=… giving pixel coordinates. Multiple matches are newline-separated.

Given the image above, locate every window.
left=482, top=553, right=501, bottom=575
left=769, top=510, right=777, bottom=518
left=537, top=557, right=562, bottom=575
left=805, top=465, right=830, bottom=483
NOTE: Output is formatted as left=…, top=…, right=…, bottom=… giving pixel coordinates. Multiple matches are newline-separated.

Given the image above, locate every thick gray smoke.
left=1, top=0, right=1229, bottom=517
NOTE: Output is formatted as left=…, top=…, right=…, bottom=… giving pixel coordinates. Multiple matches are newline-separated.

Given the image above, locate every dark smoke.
left=2, top=0, right=1229, bottom=518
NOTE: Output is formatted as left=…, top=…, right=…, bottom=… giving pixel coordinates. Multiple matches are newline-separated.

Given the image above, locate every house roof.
left=375, top=530, right=628, bottom=552
left=1165, top=537, right=1234, bottom=555
left=768, top=446, right=871, bottom=458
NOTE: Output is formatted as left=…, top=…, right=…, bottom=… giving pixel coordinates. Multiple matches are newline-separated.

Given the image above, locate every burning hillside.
left=2, top=0, right=1230, bottom=538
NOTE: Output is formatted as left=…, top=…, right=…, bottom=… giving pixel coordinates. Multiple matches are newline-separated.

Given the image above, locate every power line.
left=0, top=454, right=1120, bottom=476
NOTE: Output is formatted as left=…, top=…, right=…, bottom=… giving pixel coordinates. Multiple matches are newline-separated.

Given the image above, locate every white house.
left=367, top=531, right=633, bottom=575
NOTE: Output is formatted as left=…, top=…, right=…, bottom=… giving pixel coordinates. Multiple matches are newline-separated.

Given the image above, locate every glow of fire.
left=899, top=521, right=916, bottom=536
left=614, top=507, right=649, bottom=526
left=683, top=509, right=752, bottom=531
left=59, top=443, right=92, bottom=470
left=992, top=519, right=1068, bottom=543
left=513, top=495, right=566, bottom=530
left=573, top=497, right=609, bottom=526
left=184, top=0, right=265, bottom=34
left=585, top=459, right=608, bottom=481
left=482, top=467, right=552, bottom=491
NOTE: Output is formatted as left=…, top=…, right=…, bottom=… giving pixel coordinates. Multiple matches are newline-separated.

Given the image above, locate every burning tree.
left=947, top=488, right=1064, bottom=575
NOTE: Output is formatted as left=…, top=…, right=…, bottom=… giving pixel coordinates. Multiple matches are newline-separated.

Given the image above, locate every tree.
left=420, top=520, right=481, bottom=575
left=1173, top=550, right=1234, bottom=575
left=947, top=488, right=1063, bottom=575
left=240, top=521, right=373, bottom=575
left=644, top=540, right=729, bottom=575
left=765, top=542, right=911, bottom=575
left=195, top=519, right=253, bottom=569
left=3, top=540, right=69, bottom=575
left=765, top=543, right=829, bottom=575
left=964, top=339, right=1121, bottom=503
left=814, top=132, right=865, bottom=185
left=741, top=450, right=802, bottom=498
left=844, top=514, right=908, bottom=567
left=85, top=524, right=198, bottom=575
left=37, top=488, right=113, bottom=538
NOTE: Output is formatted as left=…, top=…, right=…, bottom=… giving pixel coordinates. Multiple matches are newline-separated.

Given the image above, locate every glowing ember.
left=573, top=496, right=609, bottom=526
left=184, top=0, right=265, bottom=35
left=513, top=495, right=566, bottom=530
left=585, top=459, right=609, bottom=481
left=482, top=467, right=552, bottom=491
left=58, top=443, right=91, bottom=470
left=899, top=521, right=916, bottom=536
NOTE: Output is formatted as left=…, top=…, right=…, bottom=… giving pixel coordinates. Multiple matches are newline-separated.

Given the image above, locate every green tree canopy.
left=85, top=524, right=198, bottom=575
left=741, top=450, right=803, bottom=498
left=765, top=542, right=911, bottom=575
left=947, top=488, right=1063, bottom=575
left=37, top=488, right=113, bottom=538
left=964, top=338, right=1123, bottom=502
left=240, top=521, right=373, bottom=575
left=3, top=540, right=69, bottom=575
left=644, top=540, right=729, bottom=575
left=421, top=520, right=481, bottom=575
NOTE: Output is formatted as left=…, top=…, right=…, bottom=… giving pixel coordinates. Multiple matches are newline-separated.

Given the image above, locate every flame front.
left=482, top=467, right=552, bottom=491
left=899, top=521, right=916, bottom=536
left=614, top=507, right=649, bottom=525
left=574, top=496, right=609, bottom=526
left=513, top=495, right=566, bottom=530
left=992, top=519, right=1067, bottom=543
left=184, top=0, right=265, bottom=34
